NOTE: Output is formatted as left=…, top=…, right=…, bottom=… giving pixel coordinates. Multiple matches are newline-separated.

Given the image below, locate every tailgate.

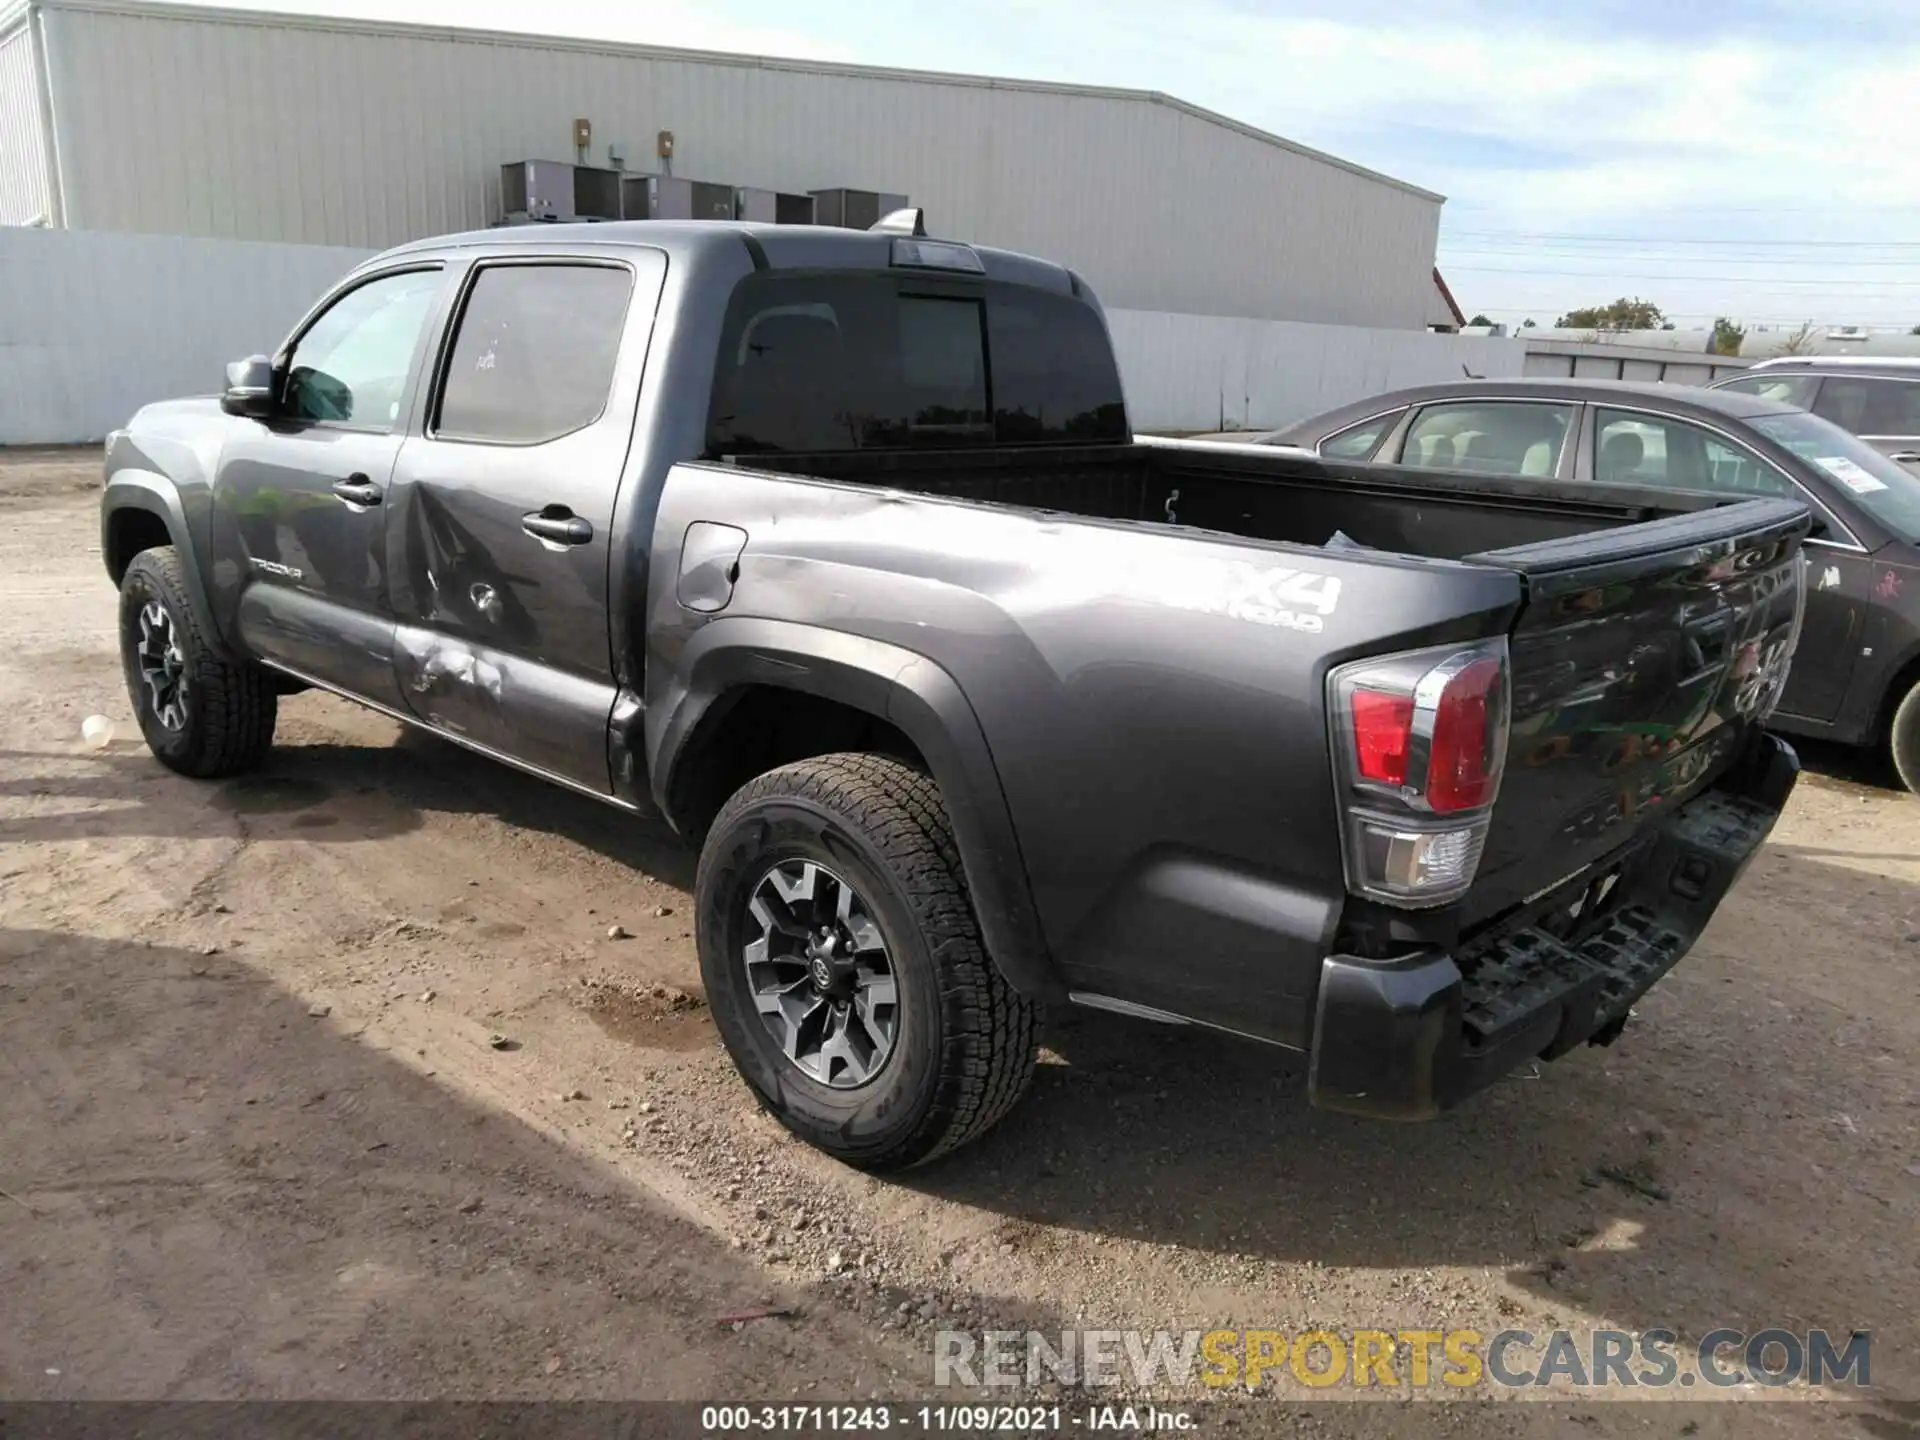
left=1460, top=496, right=1809, bottom=925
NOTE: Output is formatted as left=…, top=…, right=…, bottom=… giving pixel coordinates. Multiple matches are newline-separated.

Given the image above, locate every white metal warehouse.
left=0, top=0, right=1451, bottom=328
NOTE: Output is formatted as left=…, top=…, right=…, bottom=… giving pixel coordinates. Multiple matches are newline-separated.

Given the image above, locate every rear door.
left=1812, top=375, right=1920, bottom=476
left=386, top=250, right=667, bottom=793
left=1461, top=496, right=1810, bottom=923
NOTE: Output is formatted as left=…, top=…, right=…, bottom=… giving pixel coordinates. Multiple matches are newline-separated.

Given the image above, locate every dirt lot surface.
left=3, top=448, right=1916, bottom=1434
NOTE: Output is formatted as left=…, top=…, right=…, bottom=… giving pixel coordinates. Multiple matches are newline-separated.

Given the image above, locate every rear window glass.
left=1319, top=412, right=1401, bottom=460
left=1715, top=372, right=1819, bottom=409
left=1812, top=376, right=1920, bottom=436
left=1400, top=401, right=1572, bottom=477
left=436, top=264, right=634, bottom=444
left=706, top=273, right=1126, bottom=454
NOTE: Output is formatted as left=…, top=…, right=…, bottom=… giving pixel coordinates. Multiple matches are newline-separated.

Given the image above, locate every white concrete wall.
left=0, top=227, right=371, bottom=444
left=1107, top=309, right=1527, bottom=433
left=0, top=228, right=1522, bottom=445
left=29, top=0, right=1444, bottom=328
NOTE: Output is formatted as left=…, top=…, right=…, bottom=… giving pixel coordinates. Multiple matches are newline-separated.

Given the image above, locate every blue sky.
left=166, top=0, right=1920, bottom=330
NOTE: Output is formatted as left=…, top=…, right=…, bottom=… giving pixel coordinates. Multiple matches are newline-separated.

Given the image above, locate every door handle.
left=522, top=507, right=593, bottom=548
left=331, top=474, right=383, bottom=507
left=1889, top=452, right=1920, bottom=465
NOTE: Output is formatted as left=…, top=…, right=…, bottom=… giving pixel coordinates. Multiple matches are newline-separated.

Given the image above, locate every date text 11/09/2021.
left=701, top=1406, right=1188, bottom=1432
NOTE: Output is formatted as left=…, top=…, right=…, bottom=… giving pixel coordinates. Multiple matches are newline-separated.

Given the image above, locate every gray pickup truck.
left=102, top=216, right=1807, bottom=1168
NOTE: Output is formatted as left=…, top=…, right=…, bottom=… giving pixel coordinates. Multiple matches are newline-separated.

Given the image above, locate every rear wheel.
left=118, top=546, right=277, bottom=778
left=1891, top=678, right=1920, bottom=796
left=695, top=753, right=1039, bottom=1169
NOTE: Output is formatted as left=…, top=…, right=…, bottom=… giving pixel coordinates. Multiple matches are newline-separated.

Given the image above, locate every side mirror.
left=221, top=355, right=277, bottom=418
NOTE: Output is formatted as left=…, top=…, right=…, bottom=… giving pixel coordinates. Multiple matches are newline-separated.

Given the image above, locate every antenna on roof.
left=871, top=207, right=927, bottom=237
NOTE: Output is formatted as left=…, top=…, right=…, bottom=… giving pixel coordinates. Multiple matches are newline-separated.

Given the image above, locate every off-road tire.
left=118, top=546, right=278, bottom=778
left=1891, top=678, right=1920, bottom=796
left=696, top=752, right=1039, bottom=1169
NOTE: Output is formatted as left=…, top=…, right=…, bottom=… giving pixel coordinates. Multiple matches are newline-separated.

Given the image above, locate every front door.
left=1786, top=545, right=1873, bottom=723
left=213, top=265, right=446, bottom=707
left=386, top=252, right=666, bottom=793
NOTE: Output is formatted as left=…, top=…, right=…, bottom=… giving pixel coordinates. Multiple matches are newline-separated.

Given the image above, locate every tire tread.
left=123, top=546, right=277, bottom=778
left=1891, top=679, right=1920, bottom=796
left=704, top=752, right=1039, bottom=1167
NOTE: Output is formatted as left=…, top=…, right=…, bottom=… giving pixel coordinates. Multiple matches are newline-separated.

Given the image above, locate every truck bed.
left=702, top=436, right=1808, bottom=1040
left=734, top=438, right=1704, bottom=561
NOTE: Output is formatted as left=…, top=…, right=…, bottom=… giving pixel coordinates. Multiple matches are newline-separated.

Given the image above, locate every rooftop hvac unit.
left=500, top=159, right=575, bottom=222
left=810, top=188, right=909, bottom=230
left=734, top=187, right=818, bottom=224
left=573, top=165, right=623, bottom=221
left=622, top=175, right=736, bottom=221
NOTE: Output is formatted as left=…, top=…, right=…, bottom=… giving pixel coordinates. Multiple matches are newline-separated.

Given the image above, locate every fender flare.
left=651, top=617, right=1061, bottom=1000
left=101, top=473, right=231, bottom=657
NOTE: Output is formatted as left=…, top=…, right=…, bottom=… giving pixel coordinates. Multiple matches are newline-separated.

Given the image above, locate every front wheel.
left=695, top=753, right=1039, bottom=1169
left=1891, top=678, right=1920, bottom=796
left=118, top=546, right=278, bottom=778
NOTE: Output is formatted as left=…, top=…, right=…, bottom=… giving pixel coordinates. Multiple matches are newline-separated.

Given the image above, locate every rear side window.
left=1593, top=409, right=1793, bottom=497
left=1319, top=412, right=1401, bottom=460
left=1813, top=376, right=1920, bottom=436
left=1716, top=372, right=1819, bottom=408
left=706, top=273, right=1126, bottom=454
left=435, top=263, right=635, bottom=444
left=1399, top=402, right=1572, bottom=477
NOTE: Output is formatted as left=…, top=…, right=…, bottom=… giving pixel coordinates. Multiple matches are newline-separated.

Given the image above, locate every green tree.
left=1521, top=318, right=1538, bottom=329
left=1774, top=321, right=1818, bottom=356
left=1468, top=313, right=1494, bottom=327
left=1909, top=323, right=1920, bottom=335
left=1710, top=317, right=1747, bottom=356
left=1555, top=297, right=1668, bottom=331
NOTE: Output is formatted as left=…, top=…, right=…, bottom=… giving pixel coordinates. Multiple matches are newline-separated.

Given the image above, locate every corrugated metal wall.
left=35, top=1, right=1442, bottom=328
left=0, top=227, right=371, bottom=443
left=0, top=13, right=50, bottom=226
left=1107, top=309, right=1526, bottom=433
left=1, top=229, right=1520, bottom=445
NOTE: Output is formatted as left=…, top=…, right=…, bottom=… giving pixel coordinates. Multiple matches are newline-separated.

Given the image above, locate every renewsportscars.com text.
left=934, top=1327, right=1871, bottom=1391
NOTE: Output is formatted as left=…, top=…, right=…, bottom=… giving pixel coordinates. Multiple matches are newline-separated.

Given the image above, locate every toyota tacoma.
left=101, top=215, right=1807, bottom=1167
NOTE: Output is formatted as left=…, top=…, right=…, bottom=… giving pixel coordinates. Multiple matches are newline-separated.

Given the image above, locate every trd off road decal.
left=1127, top=558, right=1343, bottom=632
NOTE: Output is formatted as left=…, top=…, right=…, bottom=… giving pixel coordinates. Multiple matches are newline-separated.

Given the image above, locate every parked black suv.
left=1714, top=358, right=1920, bottom=475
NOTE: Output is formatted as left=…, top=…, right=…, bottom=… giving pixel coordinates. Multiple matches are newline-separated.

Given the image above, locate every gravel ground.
left=2, top=447, right=1915, bottom=1434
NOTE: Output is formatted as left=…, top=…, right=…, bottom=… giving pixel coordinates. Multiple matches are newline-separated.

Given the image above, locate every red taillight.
left=1329, top=640, right=1510, bottom=908
left=1425, top=655, right=1503, bottom=813
left=1351, top=689, right=1414, bottom=786
left=1329, top=641, right=1509, bottom=907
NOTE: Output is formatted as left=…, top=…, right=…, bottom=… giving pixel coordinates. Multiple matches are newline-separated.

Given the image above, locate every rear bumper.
left=1306, top=733, right=1799, bottom=1120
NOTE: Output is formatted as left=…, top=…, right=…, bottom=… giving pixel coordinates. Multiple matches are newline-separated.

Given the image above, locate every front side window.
left=1716, top=372, right=1819, bottom=409
left=1593, top=409, right=1793, bottom=498
left=435, top=263, right=636, bottom=445
left=706, top=273, right=1126, bottom=455
left=1398, top=401, right=1572, bottom=477
left=283, top=268, right=442, bottom=430
left=1751, top=410, right=1920, bottom=541
left=1319, top=412, right=1401, bottom=460
left=1812, top=376, right=1920, bottom=437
